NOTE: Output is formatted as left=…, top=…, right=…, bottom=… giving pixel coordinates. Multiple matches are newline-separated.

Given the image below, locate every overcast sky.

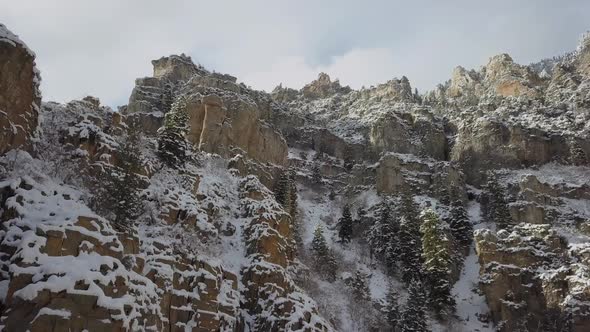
left=1, top=0, right=589, bottom=108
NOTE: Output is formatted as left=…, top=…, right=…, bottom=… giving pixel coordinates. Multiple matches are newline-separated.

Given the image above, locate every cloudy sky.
left=1, top=0, right=589, bottom=108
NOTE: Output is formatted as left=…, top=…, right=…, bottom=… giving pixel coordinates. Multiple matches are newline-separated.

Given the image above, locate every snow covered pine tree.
left=311, top=225, right=338, bottom=281
left=420, top=209, right=455, bottom=318
left=338, top=204, right=354, bottom=243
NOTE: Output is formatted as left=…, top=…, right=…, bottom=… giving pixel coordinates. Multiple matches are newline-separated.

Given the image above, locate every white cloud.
left=240, top=48, right=412, bottom=92
left=0, top=0, right=588, bottom=107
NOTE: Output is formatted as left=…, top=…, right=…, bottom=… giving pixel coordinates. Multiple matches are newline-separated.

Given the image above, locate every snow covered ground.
left=295, top=183, right=460, bottom=331
left=296, top=185, right=390, bottom=331
left=451, top=201, right=494, bottom=332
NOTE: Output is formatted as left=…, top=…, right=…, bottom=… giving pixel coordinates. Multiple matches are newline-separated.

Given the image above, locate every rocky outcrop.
left=376, top=152, right=466, bottom=202
left=431, top=53, right=544, bottom=107
left=449, top=116, right=590, bottom=185
left=228, top=154, right=283, bottom=189
left=474, top=168, right=590, bottom=332
left=544, top=33, right=590, bottom=110
left=301, top=73, right=351, bottom=99
left=126, top=54, right=208, bottom=115
left=483, top=54, right=543, bottom=98
left=238, top=176, right=331, bottom=331
left=475, top=224, right=590, bottom=332
left=369, top=108, right=448, bottom=160
left=358, top=76, right=415, bottom=102
left=0, top=166, right=327, bottom=332
left=126, top=55, right=288, bottom=173
left=0, top=178, right=163, bottom=331
left=0, top=24, right=41, bottom=154
left=184, top=94, right=287, bottom=166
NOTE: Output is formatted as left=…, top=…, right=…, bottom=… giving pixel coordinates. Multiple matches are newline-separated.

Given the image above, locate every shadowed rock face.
left=0, top=24, right=41, bottom=154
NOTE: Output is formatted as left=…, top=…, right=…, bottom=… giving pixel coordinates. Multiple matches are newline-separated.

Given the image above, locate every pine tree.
left=274, top=169, right=290, bottom=207
left=368, top=200, right=400, bottom=274
left=438, top=186, right=451, bottom=206
left=449, top=199, right=473, bottom=249
left=350, top=270, right=371, bottom=301
left=385, top=286, right=401, bottom=331
left=288, top=167, right=301, bottom=246
left=398, top=194, right=423, bottom=283
left=338, top=204, right=353, bottom=243
left=485, top=174, right=512, bottom=230
left=399, top=279, right=428, bottom=332
left=288, top=167, right=298, bottom=218
left=311, top=225, right=337, bottom=281
left=311, top=162, right=322, bottom=184
left=420, top=209, right=455, bottom=317
left=157, top=95, right=193, bottom=167
left=95, top=128, right=144, bottom=231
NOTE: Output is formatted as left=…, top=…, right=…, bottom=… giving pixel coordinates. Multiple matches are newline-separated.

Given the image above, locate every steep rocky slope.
left=0, top=23, right=590, bottom=332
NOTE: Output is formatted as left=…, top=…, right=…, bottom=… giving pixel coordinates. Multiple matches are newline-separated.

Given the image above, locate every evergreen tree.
left=400, top=193, right=420, bottom=225
left=338, top=204, right=353, bottom=243
left=420, top=209, right=455, bottom=317
left=311, top=225, right=337, bottom=281
left=157, top=95, right=193, bottom=167
left=288, top=167, right=298, bottom=218
left=449, top=199, right=473, bottom=249
left=398, top=194, right=423, bottom=283
left=485, top=174, right=512, bottom=230
left=399, top=279, right=428, bottom=332
left=311, top=162, right=322, bottom=184
left=368, top=200, right=400, bottom=274
left=274, top=169, right=290, bottom=207
left=350, top=270, right=371, bottom=301
left=95, top=128, right=144, bottom=231
left=288, top=167, right=301, bottom=246
left=385, top=286, right=401, bottom=331
left=438, top=186, right=451, bottom=206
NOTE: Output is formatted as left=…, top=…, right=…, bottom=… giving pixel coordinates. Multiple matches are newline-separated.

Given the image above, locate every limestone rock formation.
left=0, top=24, right=41, bottom=154
left=184, top=93, right=287, bottom=166
left=376, top=152, right=466, bottom=202
left=126, top=54, right=288, bottom=172
left=300, top=73, right=351, bottom=99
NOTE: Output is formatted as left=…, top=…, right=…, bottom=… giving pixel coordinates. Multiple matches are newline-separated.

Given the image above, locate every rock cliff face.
left=1, top=23, right=590, bottom=332
left=127, top=54, right=288, bottom=170
left=0, top=24, right=40, bottom=154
